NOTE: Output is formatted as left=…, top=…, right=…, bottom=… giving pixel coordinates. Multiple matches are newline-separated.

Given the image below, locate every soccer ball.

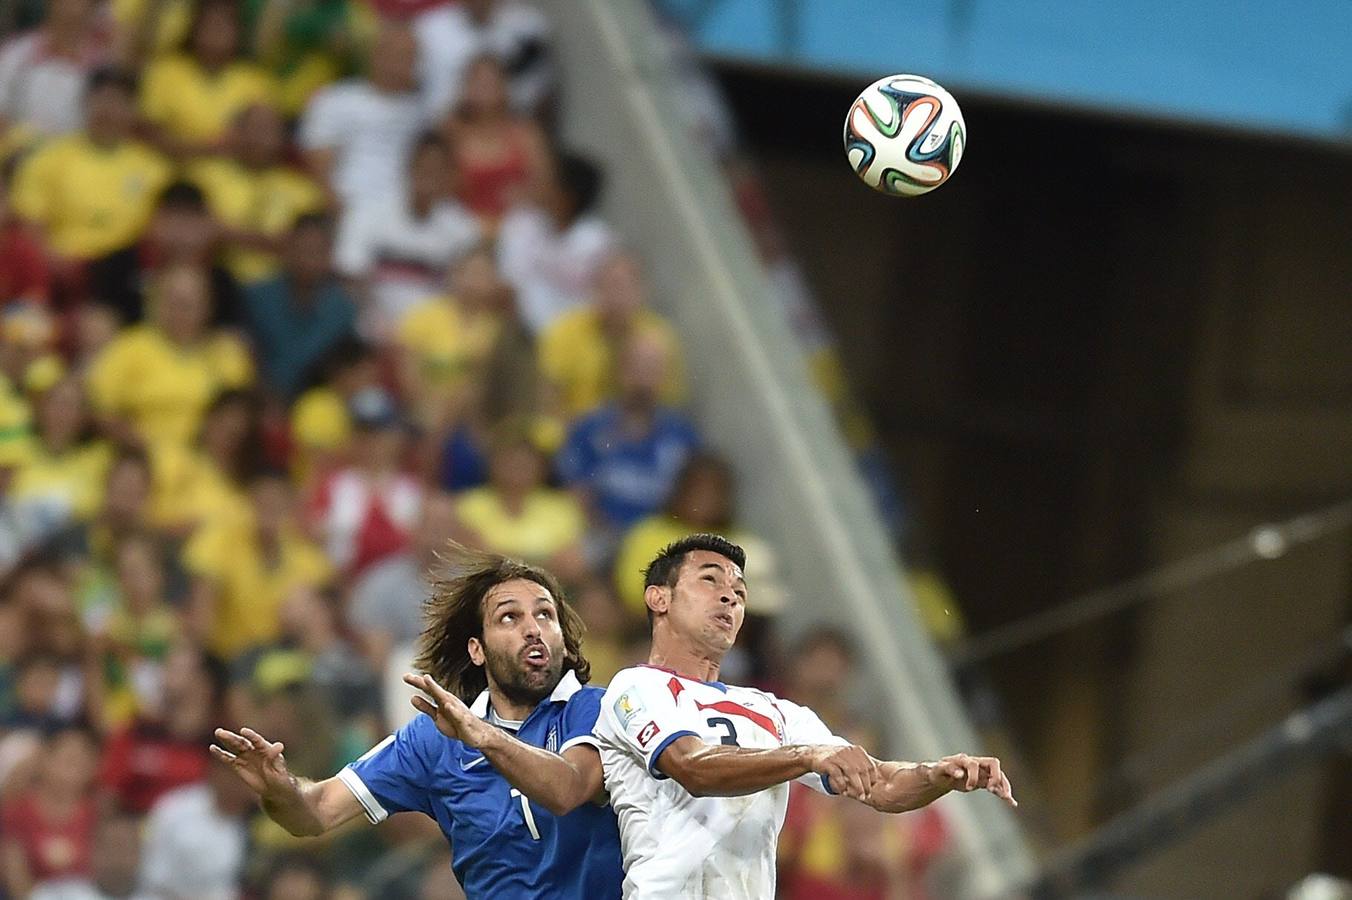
left=844, top=74, right=965, bottom=197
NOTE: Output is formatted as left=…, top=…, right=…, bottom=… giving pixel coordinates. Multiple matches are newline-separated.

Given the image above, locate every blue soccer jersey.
left=339, top=670, right=623, bottom=899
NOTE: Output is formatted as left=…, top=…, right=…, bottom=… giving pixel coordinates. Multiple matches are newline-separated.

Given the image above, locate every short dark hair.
left=641, top=533, right=746, bottom=630
left=86, top=66, right=138, bottom=97
left=555, top=151, right=603, bottom=217
left=416, top=543, right=591, bottom=703
left=157, top=180, right=208, bottom=212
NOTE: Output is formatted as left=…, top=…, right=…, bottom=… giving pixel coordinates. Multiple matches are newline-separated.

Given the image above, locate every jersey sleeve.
left=774, top=695, right=852, bottom=795
left=558, top=685, right=604, bottom=754
left=338, top=715, right=438, bottom=822
left=596, top=669, right=705, bottom=778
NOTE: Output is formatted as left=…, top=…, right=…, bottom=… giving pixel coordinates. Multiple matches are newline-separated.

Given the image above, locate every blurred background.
left=0, top=0, right=1348, bottom=898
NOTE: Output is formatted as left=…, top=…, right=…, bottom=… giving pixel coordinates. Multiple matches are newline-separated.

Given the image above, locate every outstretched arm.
left=865, top=753, right=1017, bottom=814
left=656, top=734, right=877, bottom=800
left=406, top=674, right=605, bottom=817
left=211, top=727, right=364, bottom=836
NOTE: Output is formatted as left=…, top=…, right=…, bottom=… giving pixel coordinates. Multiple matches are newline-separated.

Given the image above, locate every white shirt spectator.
left=0, top=32, right=104, bottom=139
left=497, top=206, right=615, bottom=334
left=415, top=0, right=553, bottom=117
left=334, top=192, right=480, bottom=339
left=299, top=80, right=426, bottom=205
left=138, top=784, right=246, bottom=900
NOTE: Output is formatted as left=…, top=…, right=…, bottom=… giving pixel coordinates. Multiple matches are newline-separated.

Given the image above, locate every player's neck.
left=485, top=682, right=539, bottom=723
left=647, top=640, right=723, bottom=684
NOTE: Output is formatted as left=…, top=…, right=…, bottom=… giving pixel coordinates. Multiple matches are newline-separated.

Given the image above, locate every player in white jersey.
left=593, top=533, right=1016, bottom=899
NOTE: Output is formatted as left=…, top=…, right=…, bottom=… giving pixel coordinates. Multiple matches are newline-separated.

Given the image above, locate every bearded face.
left=473, top=578, right=569, bottom=708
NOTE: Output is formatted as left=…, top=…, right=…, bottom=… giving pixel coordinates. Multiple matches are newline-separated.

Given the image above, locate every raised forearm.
left=477, top=730, right=598, bottom=816
left=659, top=737, right=814, bottom=798
left=260, top=776, right=329, bottom=836
left=868, top=761, right=949, bottom=813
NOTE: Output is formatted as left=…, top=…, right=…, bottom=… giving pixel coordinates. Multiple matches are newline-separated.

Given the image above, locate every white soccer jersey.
left=594, top=664, right=848, bottom=899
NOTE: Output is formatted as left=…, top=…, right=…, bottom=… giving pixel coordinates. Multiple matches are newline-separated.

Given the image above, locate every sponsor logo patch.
left=636, top=720, right=660, bottom=748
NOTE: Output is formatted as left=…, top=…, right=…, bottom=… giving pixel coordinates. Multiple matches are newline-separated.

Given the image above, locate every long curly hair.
left=414, top=542, right=591, bottom=703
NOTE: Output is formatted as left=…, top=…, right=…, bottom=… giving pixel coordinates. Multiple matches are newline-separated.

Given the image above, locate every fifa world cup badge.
left=615, top=691, right=643, bottom=727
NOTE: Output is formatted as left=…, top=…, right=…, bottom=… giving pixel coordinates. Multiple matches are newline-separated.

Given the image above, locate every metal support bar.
left=1030, top=686, right=1352, bottom=898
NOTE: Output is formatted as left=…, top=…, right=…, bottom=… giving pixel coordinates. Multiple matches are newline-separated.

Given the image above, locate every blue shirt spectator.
left=557, top=333, right=700, bottom=532
left=243, top=214, right=356, bottom=399
left=439, top=423, right=491, bottom=492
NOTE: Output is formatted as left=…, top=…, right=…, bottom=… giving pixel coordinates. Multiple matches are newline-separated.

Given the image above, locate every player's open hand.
left=404, top=673, right=492, bottom=748
left=927, top=753, right=1017, bottom=806
left=210, top=727, right=295, bottom=799
left=807, top=744, right=879, bottom=801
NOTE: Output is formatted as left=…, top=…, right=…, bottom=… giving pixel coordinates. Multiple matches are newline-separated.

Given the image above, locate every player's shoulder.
left=566, top=682, right=608, bottom=706
left=393, top=710, right=467, bottom=758
left=601, top=664, right=666, bottom=697
left=401, top=711, right=441, bottom=741
left=404, top=712, right=483, bottom=762
left=741, top=685, right=809, bottom=713
left=716, top=681, right=786, bottom=712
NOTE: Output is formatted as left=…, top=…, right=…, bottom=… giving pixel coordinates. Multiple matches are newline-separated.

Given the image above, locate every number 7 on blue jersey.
left=509, top=788, right=540, bottom=840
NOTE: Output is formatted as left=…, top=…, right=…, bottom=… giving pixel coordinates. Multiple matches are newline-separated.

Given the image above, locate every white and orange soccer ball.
left=844, top=74, right=966, bottom=197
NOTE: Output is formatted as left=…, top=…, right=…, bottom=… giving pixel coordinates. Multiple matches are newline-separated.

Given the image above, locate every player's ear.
left=644, top=584, right=670, bottom=619
left=467, top=637, right=485, bottom=667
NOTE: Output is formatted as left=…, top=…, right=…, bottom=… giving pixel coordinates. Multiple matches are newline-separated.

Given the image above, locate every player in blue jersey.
left=210, top=544, right=623, bottom=899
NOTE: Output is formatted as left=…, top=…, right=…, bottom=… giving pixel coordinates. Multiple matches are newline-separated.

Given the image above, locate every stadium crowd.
left=0, top=0, right=947, bottom=896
